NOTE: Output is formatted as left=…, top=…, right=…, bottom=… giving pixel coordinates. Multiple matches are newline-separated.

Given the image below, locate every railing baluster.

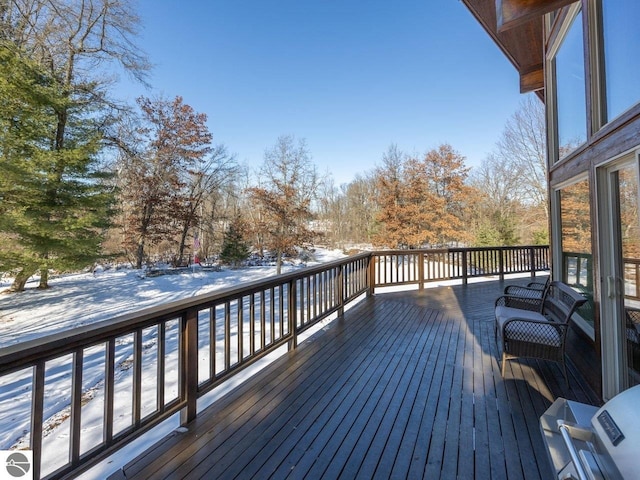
left=321, top=272, right=325, bottom=315
left=269, top=287, right=275, bottom=345
left=308, top=275, right=313, bottom=325
left=250, top=293, right=256, bottom=355
left=133, top=329, right=142, bottom=427
left=210, top=306, right=216, bottom=378
left=104, top=339, right=115, bottom=446
left=260, top=291, right=266, bottom=350
left=70, top=348, right=83, bottom=465
left=288, top=279, right=297, bottom=350
left=158, top=322, right=166, bottom=411
left=238, top=297, right=244, bottom=362
left=225, top=301, right=231, bottom=367
left=279, top=285, right=284, bottom=337
left=338, top=265, right=345, bottom=316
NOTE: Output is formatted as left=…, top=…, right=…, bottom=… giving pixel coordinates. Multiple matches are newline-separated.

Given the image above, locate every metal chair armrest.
left=495, top=294, right=543, bottom=311
left=504, top=285, right=545, bottom=299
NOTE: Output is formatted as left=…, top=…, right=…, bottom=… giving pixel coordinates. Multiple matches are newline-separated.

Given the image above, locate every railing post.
left=31, top=362, right=45, bottom=480
left=499, top=248, right=505, bottom=281
left=418, top=252, right=425, bottom=290
left=181, top=307, right=199, bottom=425
left=368, top=254, right=376, bottom=296
left=288, top=279, right=297, bottom=350
left=337, top=264, right=345, bottom=316
left=529, top=246, right=536, bottom=279
left=462, top=251, right=468, bottom=285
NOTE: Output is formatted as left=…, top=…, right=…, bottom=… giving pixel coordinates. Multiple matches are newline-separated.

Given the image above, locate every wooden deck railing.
left=0, top=246, right=548, bottom=479
left=373, top=245, right=549, bottom=288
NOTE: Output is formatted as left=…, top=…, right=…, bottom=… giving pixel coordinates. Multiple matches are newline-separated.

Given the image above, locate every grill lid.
left=591, top=385, right=640, bottom=480
left=540, top=385, right=640, bottom=480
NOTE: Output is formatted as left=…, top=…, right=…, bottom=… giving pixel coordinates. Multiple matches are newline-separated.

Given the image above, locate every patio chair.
left=495, top=281, right=587, bottom=383
left=502, top=275, right=550, bottom=299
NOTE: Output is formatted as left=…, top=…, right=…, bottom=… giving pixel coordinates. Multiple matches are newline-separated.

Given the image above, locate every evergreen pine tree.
left=220, top=216, right=250, bottom=268
left=0, top=43, right=114, bottom=291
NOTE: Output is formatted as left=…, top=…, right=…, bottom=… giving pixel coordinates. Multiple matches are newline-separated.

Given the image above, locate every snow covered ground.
left=0, top=249, right=346, bottom=477
left=0, top=250, right=346, bottom=348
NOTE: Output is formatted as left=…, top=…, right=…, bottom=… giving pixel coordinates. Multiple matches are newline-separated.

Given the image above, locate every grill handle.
left=559, top=424, right=589, bottom=480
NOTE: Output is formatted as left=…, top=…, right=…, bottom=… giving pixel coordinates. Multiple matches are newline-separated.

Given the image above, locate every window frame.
left=552, top=173, right=596, bottom=338
left=589, top=0, right=640, bottom=132
left=546, top=2, right=588, bottom=165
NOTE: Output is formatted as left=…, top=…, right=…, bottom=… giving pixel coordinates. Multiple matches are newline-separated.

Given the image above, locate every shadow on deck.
left=112, top=278, right=599, bottom=480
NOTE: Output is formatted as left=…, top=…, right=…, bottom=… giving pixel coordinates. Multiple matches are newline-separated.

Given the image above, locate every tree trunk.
left=8, top=267, right=37, bottom=292
left=136, top=240, right=145, bottom=269
left=177, top=221, right=190, bottom=267
left=38, top=268, right=49, bottom=289
left=276, top=247, right=282, bottom=275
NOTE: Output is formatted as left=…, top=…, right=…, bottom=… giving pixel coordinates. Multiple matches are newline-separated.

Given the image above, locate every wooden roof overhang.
left=461, top=0, right=576, bottom=95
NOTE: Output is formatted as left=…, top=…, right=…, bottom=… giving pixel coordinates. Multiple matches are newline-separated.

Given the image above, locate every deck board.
left=115, top=277, right=600, bottom=480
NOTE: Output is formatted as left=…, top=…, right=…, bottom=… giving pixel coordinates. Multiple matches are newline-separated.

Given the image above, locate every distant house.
left=462, top=0, right=640, bottom=401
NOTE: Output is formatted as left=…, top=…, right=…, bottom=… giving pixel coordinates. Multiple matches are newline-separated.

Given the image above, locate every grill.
left=540, top=385, right=640, bottom=479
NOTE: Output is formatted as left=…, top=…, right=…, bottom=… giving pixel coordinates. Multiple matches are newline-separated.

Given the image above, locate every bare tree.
left=469, top=154, right=523, bottom=245
left=314, top=173, right=380, bottom=248
left=341, top=173, right=379, bottom=245
left=3, top=0, right=149, bottom=83
left=494, top=95, right=547, bottom=218
left=247, top=135, right=319, bottom=275
left=470, top=95, right=548, bottom=245
left=175, top=144, right=239, bottom=265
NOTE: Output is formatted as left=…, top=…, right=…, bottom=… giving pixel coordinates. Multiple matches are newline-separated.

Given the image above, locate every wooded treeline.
left=0, top=0, right=548, bottom=292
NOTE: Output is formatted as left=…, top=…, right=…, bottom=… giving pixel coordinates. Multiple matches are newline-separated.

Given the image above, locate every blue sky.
left=116, top=0, right=527, bottom=185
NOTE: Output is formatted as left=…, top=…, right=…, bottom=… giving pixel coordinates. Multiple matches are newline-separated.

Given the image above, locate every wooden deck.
left=112, top=278, right=599, bottom=480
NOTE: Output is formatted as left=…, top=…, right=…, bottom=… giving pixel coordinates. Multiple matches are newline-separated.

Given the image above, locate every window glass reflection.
left=560, top=178, right=593, bottom=327
left=601, top=0, right=640, bottom=122
left=555, top=10, right=586, bottom=159
left=617, top=165, right=640, bottom=385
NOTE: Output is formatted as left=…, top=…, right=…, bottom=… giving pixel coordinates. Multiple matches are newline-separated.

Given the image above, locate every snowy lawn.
left=1, top=249, right=339, bottom=347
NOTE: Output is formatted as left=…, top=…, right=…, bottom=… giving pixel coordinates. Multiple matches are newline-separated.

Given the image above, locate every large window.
left=600, top=0, right=640, bottom=122
left=559, top=178, right=594, bottom=329
left=553, top=9, right=587, bottom=160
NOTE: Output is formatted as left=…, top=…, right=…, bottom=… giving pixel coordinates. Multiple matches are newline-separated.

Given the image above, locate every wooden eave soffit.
left=520, top=64, right=544, bottom=93
left=497, top=0, right=576, bottom=32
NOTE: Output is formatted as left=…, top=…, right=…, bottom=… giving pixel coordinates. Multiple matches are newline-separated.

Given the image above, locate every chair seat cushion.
left=495, top=306, right=562, bottom=347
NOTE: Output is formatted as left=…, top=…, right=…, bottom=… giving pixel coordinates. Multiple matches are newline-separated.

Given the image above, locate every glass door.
left=598, top=156, right=640, bottom=398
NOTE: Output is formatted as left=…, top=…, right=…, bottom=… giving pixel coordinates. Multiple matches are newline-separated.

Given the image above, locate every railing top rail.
left=371, top=245, right=546, bottom=255
left=0, top=252, right=372, bottom=375
left=371, top=248, right=449, bottom=255
left=448, top=245, right=546, bottom=252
